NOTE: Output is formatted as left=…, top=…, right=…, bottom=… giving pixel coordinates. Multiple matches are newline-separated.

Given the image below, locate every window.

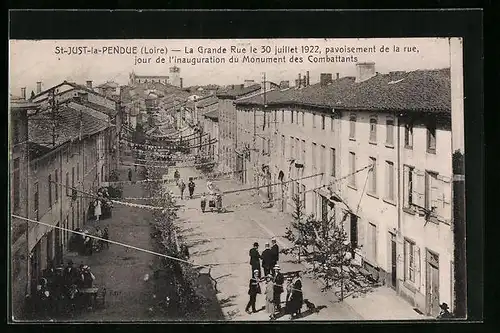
left=295, top=138, right=300, bottom=162
left=385, top=161, right=395, bottom=201
left=282, top=110, right=284, bottom=122
left=290, top=136, right=294, bottom=159
left=12, top=158, right=20, bottom=212
left=403, top=165, right=414, bottom=209
left=386, top=118, right=394, bottom=146
left=349, top=114, right=356, bottom=139
left=48, top=174, right=52, bottom=207
left=65, top=172, right=70, bottom=196
left=369, top=117, right=377, bottom=143
left=301, top=111, right=305, bottom=126
left=367, top=223, right=377, bottom=263
left=349, top=152, right=356, bottom=187
left=330, top=115, right=335, bottom=132
left=312, top=114, right=316, bottom=128
left=54, top=169, right=59, bottom=202
left=404, top=122, right=413, bottom=148
left=321, top=115, right=325, bottom=130
left=301, top=184, right=306, bottom=211
left=404, top=239, right=418, bottom=283
left=427, top=121, right=436, bottom=154
left=34, top=182, right=39, bottom=221
left=274, top=110, right=277, bottom=125
left=312, top=143, right=317, bottom=171
left=330, top=148, right=336, bottom=177
left=291, top=110, right=294, bottom=123
left=368, top=157, right=377, bottom=195
left=320, top=145, right=326, bottom=174
left=281, top=135, right=285, bottom=156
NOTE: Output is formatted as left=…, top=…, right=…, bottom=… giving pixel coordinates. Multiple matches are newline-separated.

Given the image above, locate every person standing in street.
left=287, top=272, right=304, bottom=319
left=270, top=237, right=279, bottom=273
left=249, top=242, right=262, bottom=278
left=128, top=168, right=133, bottom=182
left=200, top=193, right=207, bottom=212
left=174, top=169, right=180, bottom=183
left=188, top=177, right=196, bottom=199
left=178, top=178, right=186, bottom=200
left=261, top=243, right=273, bottom=277
left=245, top=270, right=262, bottom=314
left=265, top=274, right=276, bottom=320
left=273, top=264, right=285, bottom=313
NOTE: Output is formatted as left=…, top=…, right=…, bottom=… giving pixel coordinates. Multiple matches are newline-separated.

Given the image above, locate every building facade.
left=10, top=89, right=115, bottom=320
left=233, top=65, right=454, bottom=317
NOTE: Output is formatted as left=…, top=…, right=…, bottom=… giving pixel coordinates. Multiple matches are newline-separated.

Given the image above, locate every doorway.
left=426, top=250, right=440, bottom=316
left=390, top=233, right=397, bottom=289
left=321, top=195, right=329, bottom=236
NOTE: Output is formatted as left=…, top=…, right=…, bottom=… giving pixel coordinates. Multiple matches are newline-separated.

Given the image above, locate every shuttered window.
left=330, top=148, right=336, bottom=177
left=349, top=114, right=356, bottom=139
left=368, top=157, right=377, bottom=195
left=349, top=152, right=356, bottom=187
left=367, top=223, right=377, bottom=263
left=386, top=161, right=395, bottom=201
left=386, top=118, right=394, bottom=146
left=369, top=117, right=377, bottom=143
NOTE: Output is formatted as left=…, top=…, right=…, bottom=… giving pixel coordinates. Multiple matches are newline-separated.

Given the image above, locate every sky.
left=9, top=38, right=456, bottom=96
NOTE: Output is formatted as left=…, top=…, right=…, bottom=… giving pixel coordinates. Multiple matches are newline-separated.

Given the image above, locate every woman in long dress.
left=265, top=274, right=275, bottom=320
left=94, top=198, right=102, bottom=222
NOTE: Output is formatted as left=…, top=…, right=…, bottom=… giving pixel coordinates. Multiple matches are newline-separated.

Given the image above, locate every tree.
left=283, top=194, right=376, bottom=301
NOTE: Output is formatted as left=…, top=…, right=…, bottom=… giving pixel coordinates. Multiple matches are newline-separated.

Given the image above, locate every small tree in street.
left=283, top=194, right=376, bottom=301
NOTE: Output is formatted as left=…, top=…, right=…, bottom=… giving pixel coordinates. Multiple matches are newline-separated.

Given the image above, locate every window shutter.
left=438, top=175, right=452, bottom=221
left=415, top=246, right=421, bottom=289
left=430, top=176, right=439, bottom=210
left=411, top=169, right=425, bottom=207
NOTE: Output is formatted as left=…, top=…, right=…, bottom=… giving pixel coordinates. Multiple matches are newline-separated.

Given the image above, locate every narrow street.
left=62, top=166, right=162, bottom=321
left=166, top=163, right=362, bottom=321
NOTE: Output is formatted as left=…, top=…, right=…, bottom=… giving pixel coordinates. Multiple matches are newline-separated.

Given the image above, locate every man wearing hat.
left=272, top=264, right=285, bottom=312
left=270, top=237, right=279, bottom=273
left=437, top=303, right=453, bottom=319
left=249, top=242, right=262, bottom=278
left=261, top=242, right=274, bottom=277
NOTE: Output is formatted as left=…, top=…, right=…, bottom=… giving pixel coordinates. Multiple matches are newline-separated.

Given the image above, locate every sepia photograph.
left=9, top=37, right=466, bottom=322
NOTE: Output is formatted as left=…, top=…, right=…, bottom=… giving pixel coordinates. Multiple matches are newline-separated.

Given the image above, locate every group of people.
left=69, top=226, right=109, bottom=256
left=91, top=187, right=113, bottom=222
left=246, top=239, right=304, bottom=320
left=174, top=169, right=196, bottom=200
left=31, top=260, right=97, bottom=317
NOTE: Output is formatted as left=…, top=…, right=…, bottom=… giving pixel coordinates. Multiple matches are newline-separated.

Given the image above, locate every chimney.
left=240, top=84, right=244, bottom=89
left=320, top=73, right=333, bottom=86
left=295, top=79, right=299, bottom=88
left=36, top=81, right=42, bottom=94
left=279, top=80, right=290, bottom=89
left=355, top=62, right=376, bottom=83
left=302, top=77, right=307, bottom=87
left=298, top=73, right=302, bottom=88
left=21, top=87, right=26, bottom=100
left=306, top=71, right=310, bottom=86
left=336, top=73, right=340, bottom=80
left=180, top=78, right=183, bottom=89
left=86, top=80, right=93, bottom=89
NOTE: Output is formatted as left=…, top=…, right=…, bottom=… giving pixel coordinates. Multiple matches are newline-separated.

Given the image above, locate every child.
left=201, top=193, right=207, bottom=212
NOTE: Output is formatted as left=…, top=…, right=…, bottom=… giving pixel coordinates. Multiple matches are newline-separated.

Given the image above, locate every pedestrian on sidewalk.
left=270, top=237, right=280, bottom=274
left=95, top=226, right=104, bottom=251
left=188, top=178, right=196, bottom=199
left=94, top=198, right=102, bottom=222
left=128, top=168, right=133, bottom=182
left=249, top=242, right=262, bottom=278
left=174, top=169, right=180, bottom=183
left=265, top=274, right=276, bottom=320
left=245, top=270, right=262, bottom=314
left=272, top=264, right=285, bottom=313
left=178, top=179, right=186, bottom=200
left=261, top=243, right=273, bottom=277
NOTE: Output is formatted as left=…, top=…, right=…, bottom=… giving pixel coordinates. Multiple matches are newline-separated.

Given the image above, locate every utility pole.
left=450, top=38, right=466, bottom=318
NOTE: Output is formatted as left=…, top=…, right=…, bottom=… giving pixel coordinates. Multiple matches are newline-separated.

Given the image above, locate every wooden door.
left=391, top=236, right=397, bottom=289
left=426, top=251, right=440, bottom=316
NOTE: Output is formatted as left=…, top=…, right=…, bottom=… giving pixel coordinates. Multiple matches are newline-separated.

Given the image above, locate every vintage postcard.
left=9, top=38, right=466, bottom=322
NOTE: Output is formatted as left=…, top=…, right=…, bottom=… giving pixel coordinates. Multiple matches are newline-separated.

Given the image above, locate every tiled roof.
left=339, top=69, right=451, bottom=112
left=234, top=69, right=450, bottom=113
left=78, top=99, right=117, bottom=116
left=28, top=106, right=110, bottom=149
left=203, top=110, right=219, bottom=121
left=196, top=95, right=219, bottom=108
left=216, top=84, right=261, bottom=99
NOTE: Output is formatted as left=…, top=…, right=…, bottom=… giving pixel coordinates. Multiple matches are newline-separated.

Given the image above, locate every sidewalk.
left=170, top=168, right=429, bottom=321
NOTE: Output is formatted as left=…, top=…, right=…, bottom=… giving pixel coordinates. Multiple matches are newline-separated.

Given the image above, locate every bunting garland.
left=121, top=138, right=218, bottom=152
